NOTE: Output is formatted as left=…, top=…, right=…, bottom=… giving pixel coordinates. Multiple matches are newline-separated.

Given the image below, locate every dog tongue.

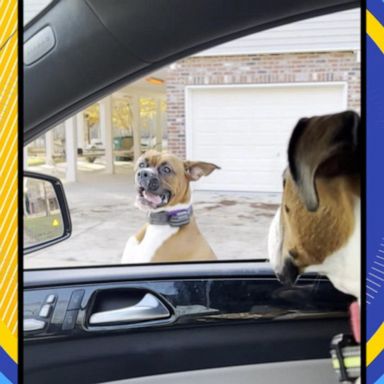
left=143, top=191, right=162, bottom=205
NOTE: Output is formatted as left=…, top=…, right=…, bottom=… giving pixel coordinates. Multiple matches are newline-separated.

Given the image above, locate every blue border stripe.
left=0, top=347, right=17, bottom=384
left=375, top=374, right=384, bottom=384
left=367, top=2, right=384, bottom=27
left=0, top=372, right=12, bottom=384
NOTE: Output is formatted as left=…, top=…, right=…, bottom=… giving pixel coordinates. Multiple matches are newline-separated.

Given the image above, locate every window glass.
left=24, top=0, right=53, bottom=25
left=23, top=9, right=361, bottom=268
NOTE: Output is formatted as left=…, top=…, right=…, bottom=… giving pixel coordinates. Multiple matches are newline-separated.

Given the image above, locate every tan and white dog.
left=122, top=150, right=220, bottom=264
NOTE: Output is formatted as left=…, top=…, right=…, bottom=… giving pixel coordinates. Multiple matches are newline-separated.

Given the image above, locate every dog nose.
left=277, top=258, right=300, bottom=286
left=137, top=170, right=149, bottom=179
left=137, top=169, right=160, bottom=191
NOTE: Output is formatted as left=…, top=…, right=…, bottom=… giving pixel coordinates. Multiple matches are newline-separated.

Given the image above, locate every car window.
left=24, top=0, right=53, bottom=25
left=23, top=9, right=361, bottom=269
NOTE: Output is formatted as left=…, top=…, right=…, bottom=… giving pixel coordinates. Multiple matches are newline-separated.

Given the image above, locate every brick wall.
left=165, top=51, right=360, bottom=158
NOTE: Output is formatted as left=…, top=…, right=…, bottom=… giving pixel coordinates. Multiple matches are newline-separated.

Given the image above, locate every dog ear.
left=288, top=110, right=360, bottom=212
left=184, top=161, right=220, bottom=181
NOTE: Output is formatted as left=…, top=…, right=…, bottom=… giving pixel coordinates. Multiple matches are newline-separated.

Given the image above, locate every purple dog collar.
left=149, top=206, right=193, bottom=227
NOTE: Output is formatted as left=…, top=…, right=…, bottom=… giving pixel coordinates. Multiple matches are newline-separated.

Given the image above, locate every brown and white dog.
left=268, top=110, right=361, bottom=300
left=122, top=150, right=220, bottom=264
left=268, top=110, right=361, bottom=383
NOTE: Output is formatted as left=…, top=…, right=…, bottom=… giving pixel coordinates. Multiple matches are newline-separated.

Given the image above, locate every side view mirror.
left=23, top=171, right=72, bottom=254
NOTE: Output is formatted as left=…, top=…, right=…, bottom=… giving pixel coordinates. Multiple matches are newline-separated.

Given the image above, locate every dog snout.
left=137, top=169, right=151, bottom=180
left=137, top=169, right=160, bottom=191
left=277, top=258, right=300, bottom=286
left=148, top=178, right=160, bottom=191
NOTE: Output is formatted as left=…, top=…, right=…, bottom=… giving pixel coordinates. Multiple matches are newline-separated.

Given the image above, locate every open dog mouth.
left=136, top=187, right=171, bottom=209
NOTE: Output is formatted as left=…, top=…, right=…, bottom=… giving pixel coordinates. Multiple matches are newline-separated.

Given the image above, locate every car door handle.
left=24, top=318, right=46, bottom=332
left=89, top=293, right=170, bottom=325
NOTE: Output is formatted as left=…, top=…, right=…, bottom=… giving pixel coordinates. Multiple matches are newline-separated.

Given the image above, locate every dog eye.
left=138, top=162, right=146, bottom=168
left=162, top=166, right=171, bottom=174
left=284, top=205, right=290, bottom=213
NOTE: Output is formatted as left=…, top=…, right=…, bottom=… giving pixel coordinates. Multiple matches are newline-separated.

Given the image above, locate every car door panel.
left=24, top=262, right=353, bottom=384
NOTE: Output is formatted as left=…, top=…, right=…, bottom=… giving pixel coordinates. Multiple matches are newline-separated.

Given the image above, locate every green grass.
left=24, top=213, right=63, bottom=245
left=27, top=157, right=45, bottom=166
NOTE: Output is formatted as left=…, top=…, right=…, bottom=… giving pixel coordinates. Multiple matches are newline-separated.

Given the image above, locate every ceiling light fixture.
left=145, top=77, right=164, bottom=85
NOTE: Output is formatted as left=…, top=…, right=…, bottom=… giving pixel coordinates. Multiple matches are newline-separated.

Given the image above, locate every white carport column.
left=155, top=98, right=162, bottom=152
left=23, top=146, right=29, bottom=170
left=45, top=130, right=54, bottom=166
left=131, top=96, right=141, bottom=162
left=65, top=117, right=78, bottom=182
left=99, top=96, right=114, bottom=174
left=76, top=112, right=85, bottom=150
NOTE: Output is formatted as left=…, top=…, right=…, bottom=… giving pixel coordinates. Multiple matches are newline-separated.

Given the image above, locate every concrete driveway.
left=24, top=161, right=280, bottom=268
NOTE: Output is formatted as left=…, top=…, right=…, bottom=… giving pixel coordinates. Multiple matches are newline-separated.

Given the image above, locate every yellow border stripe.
left=0, top=320, right=17, bottom=363
left=367, top=322, right=384, bottom=366
left=367, top=10, right=384, bottom=54
left=0, top=0, right=18, bottom=364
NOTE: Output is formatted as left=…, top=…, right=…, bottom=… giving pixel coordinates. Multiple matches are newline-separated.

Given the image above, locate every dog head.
left=268, top=111, right=361, bottom=295
left=134, top=150, right=220, bottom=211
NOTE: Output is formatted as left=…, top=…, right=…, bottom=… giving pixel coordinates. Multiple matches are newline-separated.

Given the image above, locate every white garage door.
left=186, top=83, right=347, bottom=192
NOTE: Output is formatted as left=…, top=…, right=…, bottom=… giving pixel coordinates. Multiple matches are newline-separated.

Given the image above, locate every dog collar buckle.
left=149, top=206, right=193, bottom=227
left=330, top=333, right=360, bottom=383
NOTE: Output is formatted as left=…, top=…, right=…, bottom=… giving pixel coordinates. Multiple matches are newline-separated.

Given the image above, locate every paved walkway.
left=24, top=161, right=280, bottom=268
